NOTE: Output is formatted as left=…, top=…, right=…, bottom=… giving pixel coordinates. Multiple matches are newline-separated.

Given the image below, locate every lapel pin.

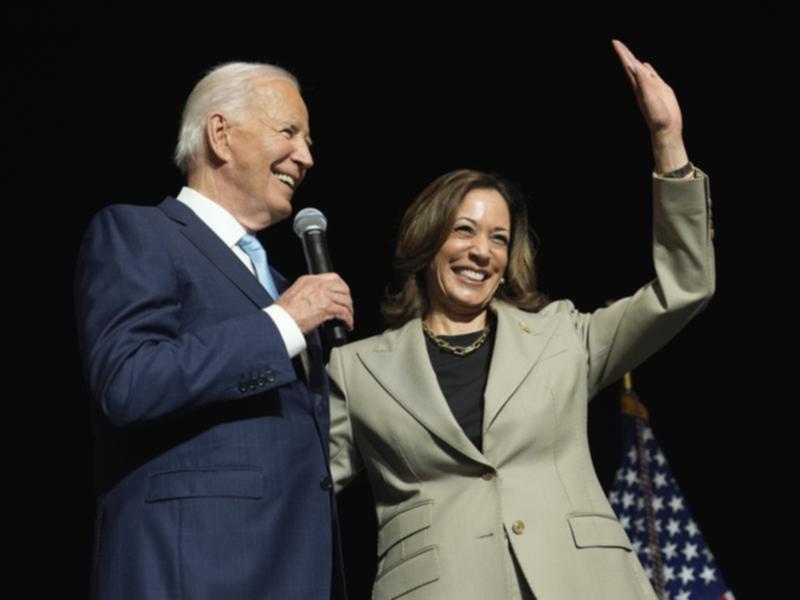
left=518, top=321, right=530, bottom=333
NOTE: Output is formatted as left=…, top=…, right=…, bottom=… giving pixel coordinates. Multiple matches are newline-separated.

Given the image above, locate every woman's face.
left=426, top=187, right=511, bottom=320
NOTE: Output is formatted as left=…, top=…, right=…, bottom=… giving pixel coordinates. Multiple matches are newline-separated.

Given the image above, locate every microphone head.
left=293, top=207, right=328, bottom=237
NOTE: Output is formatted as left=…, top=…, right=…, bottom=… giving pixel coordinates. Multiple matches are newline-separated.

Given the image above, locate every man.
left=75, top=62, right=352, bottom=600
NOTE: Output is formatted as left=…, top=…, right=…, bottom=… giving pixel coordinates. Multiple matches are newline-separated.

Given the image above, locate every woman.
left=328, top=40, right=714, bottom=599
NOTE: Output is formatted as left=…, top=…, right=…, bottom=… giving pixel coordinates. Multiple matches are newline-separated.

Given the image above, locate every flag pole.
left=620, top=371, right=666, bottom=599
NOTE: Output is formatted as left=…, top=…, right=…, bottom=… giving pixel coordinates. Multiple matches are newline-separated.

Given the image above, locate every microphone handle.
left=302, top=230, right=348, bottom=347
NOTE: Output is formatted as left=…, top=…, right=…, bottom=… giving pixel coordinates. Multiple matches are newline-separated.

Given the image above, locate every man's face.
left=224, top=77, right=313, bottom=227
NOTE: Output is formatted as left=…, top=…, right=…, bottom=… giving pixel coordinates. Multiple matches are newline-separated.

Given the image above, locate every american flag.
left=608, top=384, right=735, bottom=600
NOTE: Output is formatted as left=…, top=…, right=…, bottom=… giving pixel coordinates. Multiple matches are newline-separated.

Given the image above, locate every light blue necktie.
left=238, top=233, right=280, bottom=299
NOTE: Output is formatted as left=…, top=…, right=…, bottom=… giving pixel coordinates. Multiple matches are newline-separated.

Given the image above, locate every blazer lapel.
left=483, top=300, right=562, bottom=433
left=159, top=197, right=273, bottom=309
left=357, top=320, right=492, bottom=468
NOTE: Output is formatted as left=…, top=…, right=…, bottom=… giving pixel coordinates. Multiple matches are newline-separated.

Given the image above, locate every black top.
left=424, top=324, right=496, bottom=451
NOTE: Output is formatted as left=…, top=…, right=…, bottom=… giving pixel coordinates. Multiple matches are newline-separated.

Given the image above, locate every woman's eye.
left=455, top=225, right=474, bottom=234
left=493, top=235, right=510, bottom=245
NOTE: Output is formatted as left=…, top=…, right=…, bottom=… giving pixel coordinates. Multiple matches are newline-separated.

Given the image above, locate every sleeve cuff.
left=264, top=304, right=307, bottom=358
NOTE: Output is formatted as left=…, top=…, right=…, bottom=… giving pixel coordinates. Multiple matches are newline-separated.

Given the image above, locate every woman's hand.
left=611, top=39, right=691, bottom=175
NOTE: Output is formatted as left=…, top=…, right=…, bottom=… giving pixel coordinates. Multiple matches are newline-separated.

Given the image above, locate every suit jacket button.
left=481, top=472, right=495, bottom=481
left=511, top=520, right=526, bottom=535
left=320, top=476, right=332, bottom=490
left=238, top=383, right=249, bottom=393
left=266, top=371, right=276, bottom=383
left=257, top=377, right=266, bottom=387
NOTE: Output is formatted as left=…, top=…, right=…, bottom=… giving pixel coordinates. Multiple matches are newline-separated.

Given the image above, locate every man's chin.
left=266, top=200, right=293, bottom=224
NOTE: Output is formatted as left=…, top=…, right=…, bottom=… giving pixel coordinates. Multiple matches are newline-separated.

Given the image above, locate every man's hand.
left=276, top=273, right=354, bottom=335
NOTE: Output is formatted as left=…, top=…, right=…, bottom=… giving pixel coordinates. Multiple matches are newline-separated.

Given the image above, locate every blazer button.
left=266, top=370, right=276, bottom=383
left=481, top=472, right=495, bottom=481
left=511, top=520, right=526, bottom=535
left=238, top=382, right=249, bottom=393
left=319, top=476, right=332, bottom=490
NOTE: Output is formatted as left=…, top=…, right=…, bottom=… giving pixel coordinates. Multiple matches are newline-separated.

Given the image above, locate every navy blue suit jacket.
left=75, top=196, right=345, bottom=600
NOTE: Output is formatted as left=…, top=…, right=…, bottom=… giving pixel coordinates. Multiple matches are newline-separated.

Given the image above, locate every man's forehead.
left=250, top=78, right=308, bottom=119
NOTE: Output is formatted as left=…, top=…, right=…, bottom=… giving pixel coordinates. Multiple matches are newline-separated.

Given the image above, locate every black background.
left=14, top=10, right=792, bottom=598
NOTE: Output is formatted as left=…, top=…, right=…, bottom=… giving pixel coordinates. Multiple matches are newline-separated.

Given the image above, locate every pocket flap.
left=567, top=513, right=632, bottom=550
left=145, top=468, right=263, bottom=502
left=378, top=501, right=433, bottom=557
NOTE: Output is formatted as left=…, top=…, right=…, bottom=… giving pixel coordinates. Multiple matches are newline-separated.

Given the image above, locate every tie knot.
left=238, top=233, right=264, bottom=255
left=237, top=233, right=279, bottom=299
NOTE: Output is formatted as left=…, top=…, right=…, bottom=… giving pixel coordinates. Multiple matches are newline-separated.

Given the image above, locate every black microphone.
left=293, top=208, right=348, bottom=346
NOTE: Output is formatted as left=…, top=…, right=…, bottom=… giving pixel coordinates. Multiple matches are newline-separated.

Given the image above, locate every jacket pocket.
left=567, top=513, right=632, bottom=550
left=373, top=546, right=440, bottom=599
left=378, top=500, right=434, bottom=557
left=144, top=467, right=263, bottom=502
left=374, top=501, right=440, bottom=598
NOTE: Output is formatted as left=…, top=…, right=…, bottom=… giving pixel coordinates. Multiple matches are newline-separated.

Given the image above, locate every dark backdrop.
left=15, top=11, right=791, bottom=598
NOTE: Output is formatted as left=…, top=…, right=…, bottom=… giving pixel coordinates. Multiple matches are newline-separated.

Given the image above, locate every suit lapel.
left=357, top=319, right=491, bottom=468
left=482, top=300, right=562, bottom=433
left=159, top=197, right=273, bottom=309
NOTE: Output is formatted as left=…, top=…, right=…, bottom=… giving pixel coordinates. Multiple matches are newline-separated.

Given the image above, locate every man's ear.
left=206, top=112, right=231, bottom=164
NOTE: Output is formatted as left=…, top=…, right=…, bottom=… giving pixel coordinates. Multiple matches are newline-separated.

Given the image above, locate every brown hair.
left=382, top=169, right=548, bottom=328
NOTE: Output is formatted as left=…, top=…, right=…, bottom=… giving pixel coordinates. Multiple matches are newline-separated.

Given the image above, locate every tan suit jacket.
left=329, top=171, right=715, bottom=599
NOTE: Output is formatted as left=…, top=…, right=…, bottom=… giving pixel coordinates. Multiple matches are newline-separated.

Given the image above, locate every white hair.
left=174, top=62, right=300, bottom=175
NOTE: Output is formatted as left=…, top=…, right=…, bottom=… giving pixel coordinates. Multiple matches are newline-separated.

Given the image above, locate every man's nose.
left=293, top=138, right=314, bottom=169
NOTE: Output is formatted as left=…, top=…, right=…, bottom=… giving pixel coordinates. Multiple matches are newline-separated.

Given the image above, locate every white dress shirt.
left=176, top=186, right=307, bottom=358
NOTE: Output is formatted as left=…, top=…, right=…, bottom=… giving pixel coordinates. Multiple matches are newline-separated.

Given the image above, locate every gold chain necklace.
left=422, top=320, right=491, bottom=357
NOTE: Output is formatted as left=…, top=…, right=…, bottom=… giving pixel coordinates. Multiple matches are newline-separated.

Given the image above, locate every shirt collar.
left=176, top=186, right=247, bottom=248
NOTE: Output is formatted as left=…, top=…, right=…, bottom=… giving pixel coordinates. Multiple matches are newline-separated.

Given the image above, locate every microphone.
left=293, top=208, right=348, bottom=346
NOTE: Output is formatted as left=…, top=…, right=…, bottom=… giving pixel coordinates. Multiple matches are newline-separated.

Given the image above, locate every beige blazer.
left=329, top=171, right=715, bottom=600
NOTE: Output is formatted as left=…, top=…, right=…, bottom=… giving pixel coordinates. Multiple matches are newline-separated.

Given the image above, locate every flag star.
left=667, top=519, right=682, bottom=537
left=635, top=518, right=645, bottom=533
left=700, top=565, right=717, bottom=584
left=620, top=515, right=631, bottom=530
left=683, top=542, right=699, bottom=561
left=663, top=541, right=679, bottom=560
left=609, top=491, right=620, bottom=505
left=702, top=548, right=714, bottom=561
left=653, top=450, right=667, bottom=466
left=622, top=492, right=635, bottom=509
left=662, top=565, right=676, bottom=582
left=637, top=497, right=645, bottom=510
left=632, top=540, right=642, bottom=554
left=685, top=520, right=699, bottom=537
left=625, top=468, right=639, bottom=486
left=654, top=472, right=668, bottom=489
left=615, top=467, right=626, bottom=482
left=655, top=519, right=662, bottom=533
left=652, top=495, right=665, bottom=513
left=627, top=447, right=638, bottom=463
left=678, top=565, right=695, bottom=585
left=669, top=496, right=685, bottom=513
left=644, top=565, right=653, bottom=579
left=675, top=590, right=691, bottom=600
left=642, top=427, right=654, bottom=442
